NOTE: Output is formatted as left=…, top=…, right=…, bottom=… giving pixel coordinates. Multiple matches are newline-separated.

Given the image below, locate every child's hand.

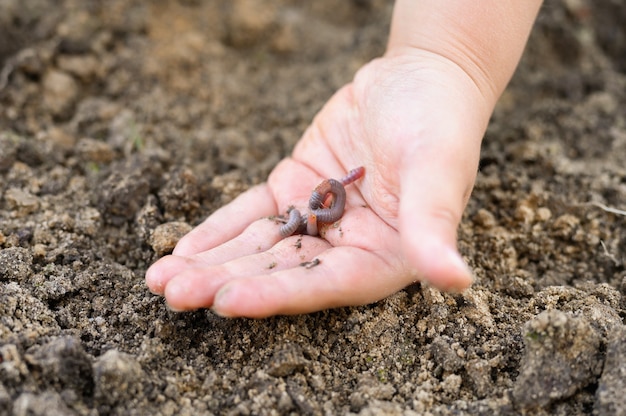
left=146, top=49, right=488, bottom=317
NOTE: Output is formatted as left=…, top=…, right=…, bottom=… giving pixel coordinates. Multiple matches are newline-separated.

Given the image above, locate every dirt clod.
left=595, top=324, right=626, bottom=414
left=149, top=221, right=193, bottom=256
left=512, top=309, right=603, bottom=410
left=93, top=349, right=145, bottom=409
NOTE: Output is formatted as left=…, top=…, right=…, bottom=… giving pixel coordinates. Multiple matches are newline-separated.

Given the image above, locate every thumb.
left=399, top=140, right=478, bottom=292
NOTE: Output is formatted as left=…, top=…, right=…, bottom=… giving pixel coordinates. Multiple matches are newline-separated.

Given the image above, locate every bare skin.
left=146, top=0, right=543, bottom=318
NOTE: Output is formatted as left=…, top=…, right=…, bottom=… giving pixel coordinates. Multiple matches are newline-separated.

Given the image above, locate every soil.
left=1, top=0, right=625, bottom=415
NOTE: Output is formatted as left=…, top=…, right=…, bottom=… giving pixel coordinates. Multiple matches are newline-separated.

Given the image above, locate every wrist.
left=387, top=0, right=542, bottom=108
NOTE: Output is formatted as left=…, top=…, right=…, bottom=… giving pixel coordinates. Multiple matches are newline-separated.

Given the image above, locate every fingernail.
left=163, top=280, right=194, bottom=312
left=446, top=247, right=474, bottom=291
left=148, top=280, right=164, bottom=295
left=145, top=269, right=165, bottom=295
left=212, top=286, right=235, bottom=317
left=164, top=284, right=191, bottom=312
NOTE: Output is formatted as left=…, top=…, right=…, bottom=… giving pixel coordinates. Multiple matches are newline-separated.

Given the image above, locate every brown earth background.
left=1, top=0, right=625, bottom=415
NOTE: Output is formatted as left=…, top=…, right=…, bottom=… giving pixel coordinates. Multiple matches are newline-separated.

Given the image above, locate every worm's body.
left=309, top=179, right=346, bottom=223
left=340, top=166, right=366, bottom=186
left=279, top=208, right=304, bottom=237
left=278, top=166, right=365, bottom=238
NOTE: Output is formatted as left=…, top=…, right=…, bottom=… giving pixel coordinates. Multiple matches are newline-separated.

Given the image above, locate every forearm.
left=387, top=0, right=543, bottom=107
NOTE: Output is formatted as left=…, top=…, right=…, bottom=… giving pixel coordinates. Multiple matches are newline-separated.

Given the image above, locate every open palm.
left=146, top=50, right=490, bottom=317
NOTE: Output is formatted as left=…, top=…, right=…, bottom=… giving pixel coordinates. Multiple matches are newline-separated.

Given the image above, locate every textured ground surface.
left=1, top=1, right=625, bottom=415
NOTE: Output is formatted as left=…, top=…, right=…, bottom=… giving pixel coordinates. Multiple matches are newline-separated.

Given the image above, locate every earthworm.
left=309, top=178, right=346, bottom=224
left=305, top=213, right=318, bottom=236
left=340, top=166, right=366, bottom=186
left=279, top=166, right=365, bottom=237
left=279, top=207, right=303, bottom=237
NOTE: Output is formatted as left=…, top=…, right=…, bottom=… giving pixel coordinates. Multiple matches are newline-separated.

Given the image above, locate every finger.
left=163, top=236, right=332, bottom=311
left=399, top=138, right=478, bottom=292
left=146, top=254, right=207, bottom=295
left=191, top=216, right=292, bottom=264
left=147, top=217, right=302, bottom=294
left=211, top=246, right=411, bottom=318
left=173, top=183, right=278, bottom=256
